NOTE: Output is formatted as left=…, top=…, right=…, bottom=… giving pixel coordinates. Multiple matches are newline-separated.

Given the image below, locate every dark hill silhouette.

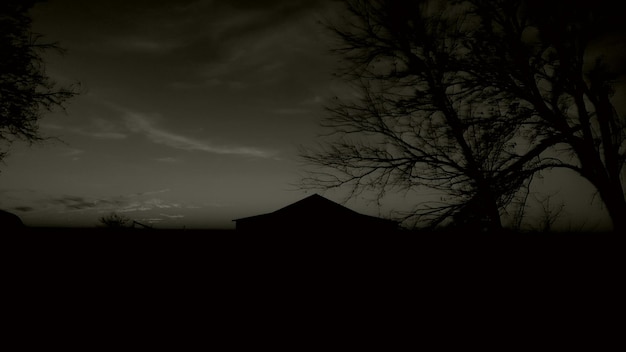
left=233, top=194, right=398, bottom=233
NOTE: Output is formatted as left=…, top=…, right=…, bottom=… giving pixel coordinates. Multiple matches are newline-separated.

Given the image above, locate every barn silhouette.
left=0, top=209, right=25, bottom=229
left=233, top=194, right=398, bottom=233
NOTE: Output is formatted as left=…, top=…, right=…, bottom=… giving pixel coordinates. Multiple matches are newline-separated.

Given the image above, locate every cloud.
left=137, top=218, right=164, bottom=224
left=155, top=157, right=181, bottom=163
left=13, top=206, right=34, bottom=212
left=123, top=110, right=276, bottom=158
left=59, top=148, right=85, bottom=159
left=108, top=36, right=182, bottom=54
left=41, top=120, right=128, bottom=140
left=271, top=107, right=311, bottom=115
left=301, top=95, right=325, bottom=105
left=160, top=213, right=185, bottom=219
left=50, top=196, right=101, bottom=211
left=43, top=191, right=182, bottom=215
left=113, top=198, right=181, bottom=213
left=77, top=0, right=330, bottom=67
left=1, top=188, right=191, bottom=218
left=210, top=1, right=330, bottom=42
left=131, top=189, right=171, bottom=197
left=88, top=132, right=128, bottom=139
left=167, top=1, right=333, bottom=88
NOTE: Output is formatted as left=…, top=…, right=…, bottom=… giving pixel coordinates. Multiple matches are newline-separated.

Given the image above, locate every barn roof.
left=233, top=193, right=395, bottom=225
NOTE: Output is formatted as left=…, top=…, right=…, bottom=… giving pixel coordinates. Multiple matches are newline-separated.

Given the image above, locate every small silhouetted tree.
left=1, top=0, right=78, bottom=163
left=98, top=212, right=132, bottom=229
left=533, top=193, right=566, bottom=233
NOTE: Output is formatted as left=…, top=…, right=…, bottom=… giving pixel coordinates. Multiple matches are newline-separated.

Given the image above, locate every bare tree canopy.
left=467, top=0, right=626, bottom=231
left=301, top=0, right=625, bottom=232
left=98, top=212, right=132, bottom=229
left=0, top=0, right=78, bottom=162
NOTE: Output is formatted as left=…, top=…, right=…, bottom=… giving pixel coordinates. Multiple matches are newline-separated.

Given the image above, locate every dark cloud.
left=32, top=0, right=332, bottom=55
left=48, top=195, right=132, bottom=211
left=13, top=206, right=34, bottom=212
left=214, top=0, right=330, bottom=36
left=12, top=0, right=339, bottom=229
left=44, top=193, right=185, bottom=214
left=50, top=196, right=99, bottom=210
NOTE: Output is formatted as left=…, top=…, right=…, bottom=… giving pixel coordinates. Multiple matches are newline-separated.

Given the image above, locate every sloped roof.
left=0, top=209, right=24, bottom=228
left=233, top=193, right=394, bottom=225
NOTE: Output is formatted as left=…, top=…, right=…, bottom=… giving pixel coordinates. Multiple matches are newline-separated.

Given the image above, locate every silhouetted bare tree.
left=0, top=0, right=78, bottom=163
left=301, top=0, right=625, bottom=232
left=531, top=193, right=566, bottom=233
left=465, top=0, right=626, bottom=232
left=301, top=0, right=558, bottom=231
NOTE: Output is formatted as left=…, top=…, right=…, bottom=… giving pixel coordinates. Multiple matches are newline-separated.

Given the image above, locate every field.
left=8, top=225, right=617, bottom=236
left=7, top=225, right=617, bottom=278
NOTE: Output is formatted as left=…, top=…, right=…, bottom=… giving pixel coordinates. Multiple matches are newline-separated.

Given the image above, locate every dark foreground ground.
left=11, top=227, right=237, bottom=234
left=4, top=224, right=619, bottom=319
left=3, top=226, right=618, bottom=352
left=6, top=225, right=618, bottom=261
left=7, top=225, right=619, bottom=236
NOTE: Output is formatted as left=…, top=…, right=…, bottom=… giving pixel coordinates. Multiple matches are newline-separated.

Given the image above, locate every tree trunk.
left=595, top=178, right=626, bottom=233
left=574, top=141, right=626, bottom=233
left=478, top=185, right=504, bottom=233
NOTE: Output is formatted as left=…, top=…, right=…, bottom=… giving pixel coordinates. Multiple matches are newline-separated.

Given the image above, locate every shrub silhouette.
left=98, top=212, right=131, bottom=229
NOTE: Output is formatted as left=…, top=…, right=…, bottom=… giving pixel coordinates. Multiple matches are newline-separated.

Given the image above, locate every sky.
left=0, top=0, right=621, bottom=230
left=1, top=0, right=364, bottom=229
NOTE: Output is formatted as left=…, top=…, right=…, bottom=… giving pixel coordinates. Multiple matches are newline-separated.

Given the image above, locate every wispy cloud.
left=122, top=109, right=276, bottom=158
left=13, top=206, right=34, bottom=212
left=116, top=198, right=181, bottom=213
left=2, top=188, right=191, bottom=217
left=160, top=213, right=185, bottom=219
left=137, top=218, right=165, bottom=224
left=108, top=36, right=182, bottom=54
left=42, top=120, right=128, bottom=140
left=42, top=193, right=183, bottom=215
left=130, top=189, right=171, bottom=197
left=270, top=107, right=311, bottom=115
left=46, top=196, right=98, bottom=212
left=155, top=157, right=181, bottom=163
left=58, top=148, right=85, bottom=160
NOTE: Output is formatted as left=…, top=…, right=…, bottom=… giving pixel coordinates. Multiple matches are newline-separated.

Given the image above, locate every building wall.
left=235, top=214, right=397, bottom=233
